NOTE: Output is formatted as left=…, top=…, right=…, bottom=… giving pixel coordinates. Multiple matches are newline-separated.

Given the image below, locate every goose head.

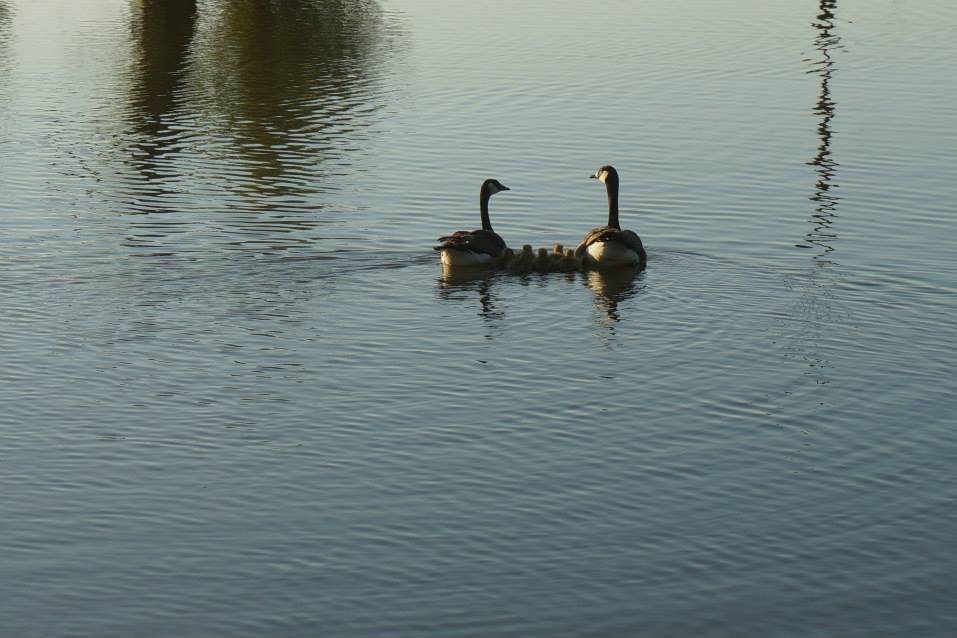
left=482, top=178, right=510, bottom=196
left=589, top=165, right=619, bottom=185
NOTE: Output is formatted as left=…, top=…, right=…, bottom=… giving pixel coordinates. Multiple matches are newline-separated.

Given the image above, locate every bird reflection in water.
left=583, top=266, right=642, bottom=334
left=437, top=264, right=643, bottom=338
left=436, top=266, right=505, bottom=334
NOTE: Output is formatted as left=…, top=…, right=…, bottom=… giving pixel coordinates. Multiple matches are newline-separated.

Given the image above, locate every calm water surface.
left=2, top=0, right=957, bottom=636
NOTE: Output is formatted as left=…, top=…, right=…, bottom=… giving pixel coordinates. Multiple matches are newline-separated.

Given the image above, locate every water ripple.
left=3, top=0, right=957, bottom=636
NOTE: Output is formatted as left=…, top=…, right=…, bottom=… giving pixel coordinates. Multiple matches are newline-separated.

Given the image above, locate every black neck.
left=480, top=186, right=493, bottom=232
left=605, top=176, right=620, bottom=229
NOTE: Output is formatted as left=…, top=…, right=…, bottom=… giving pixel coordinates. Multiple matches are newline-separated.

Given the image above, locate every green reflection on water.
left=121, top=0, right=398, bottom=253
left=187, top=0, right=386, bottom=176
left=128, top=0, right=389, bottom=189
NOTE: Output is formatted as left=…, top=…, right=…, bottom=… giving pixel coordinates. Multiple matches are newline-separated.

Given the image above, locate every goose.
left=575, top=165, right=647, bottom=268
left=434, top=178, right=510, bottom=266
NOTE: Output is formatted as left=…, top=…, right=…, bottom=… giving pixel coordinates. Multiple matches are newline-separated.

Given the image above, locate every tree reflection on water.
left=129, top=0, right=387, bottom=173
left=128, top=0, right=198, bottom=179
left=124, top=0, right=399, bottom=252
left=188, top=0, right=385, bottom=137
left=0, top=1, right=11, bottom=69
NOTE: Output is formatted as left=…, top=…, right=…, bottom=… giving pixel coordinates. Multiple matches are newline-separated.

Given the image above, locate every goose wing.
left=575, top=226, right=645, bottom=255
left=575, top=226, right=618, bottom=257
left=619, top=229, right=645, bottom=255
left=434, top=229, right=506, bottom=256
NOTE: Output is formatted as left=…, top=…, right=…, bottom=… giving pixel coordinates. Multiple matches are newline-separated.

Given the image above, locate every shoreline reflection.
left=128, top=0, right=198, bottom=191
left=121, top=0, right=399, bottom=255
left=186, top=0, right=386, bottom=190
left=0, top=2, right=12, bottom=79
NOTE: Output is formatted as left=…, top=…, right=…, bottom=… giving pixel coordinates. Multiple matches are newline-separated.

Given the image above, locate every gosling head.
left=589, top=165, right=619, bottom=184
left=482, top=178, right=510, bottom=196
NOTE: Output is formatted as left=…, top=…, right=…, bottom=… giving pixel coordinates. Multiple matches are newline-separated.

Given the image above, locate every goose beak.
left=589, top=173, right=598, bottom=179
left=500, top=184, right=510, bottom=191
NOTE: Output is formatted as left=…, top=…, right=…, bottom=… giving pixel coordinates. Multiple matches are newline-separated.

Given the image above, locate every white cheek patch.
left=596, top=170, right=607, bottom=184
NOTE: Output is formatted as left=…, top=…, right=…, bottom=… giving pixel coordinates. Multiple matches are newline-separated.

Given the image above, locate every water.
left=2, top=0, right=956, bottom=636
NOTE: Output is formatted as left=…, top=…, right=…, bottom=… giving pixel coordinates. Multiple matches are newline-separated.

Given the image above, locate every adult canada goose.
left=434, top=178, right=510, bottom=266
left=575, top=165, right=647, bottom=268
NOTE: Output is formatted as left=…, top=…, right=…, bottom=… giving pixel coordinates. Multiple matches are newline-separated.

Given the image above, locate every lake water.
left=2, top=0, right=956, bottom=636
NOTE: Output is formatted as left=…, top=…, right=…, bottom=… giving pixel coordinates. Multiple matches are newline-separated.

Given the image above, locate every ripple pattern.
left=2, top=0, right=957, bottom=637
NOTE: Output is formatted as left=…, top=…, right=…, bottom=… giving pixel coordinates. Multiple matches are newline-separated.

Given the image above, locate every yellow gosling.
left=564, top=248, right=580, bottom=271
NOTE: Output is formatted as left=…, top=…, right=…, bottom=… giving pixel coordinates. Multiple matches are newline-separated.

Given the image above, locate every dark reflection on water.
left=583, top=267, right=641, bottom=334
left=436, top=266, right=506, bottom=336
left=802, top=0, right=842, bottom=261
left=435, top=266, right=643, bottom=339
left=785, top=0, right=846, bottom=389
left=186, top=0, right=386, bottom=184
left=122, top=0, right=396, bottom=254
left=0, top=3, right=12, bottom=141
left=128, top=0, right=197, bottom=177
left=0, top=1, right=9, bottom=65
